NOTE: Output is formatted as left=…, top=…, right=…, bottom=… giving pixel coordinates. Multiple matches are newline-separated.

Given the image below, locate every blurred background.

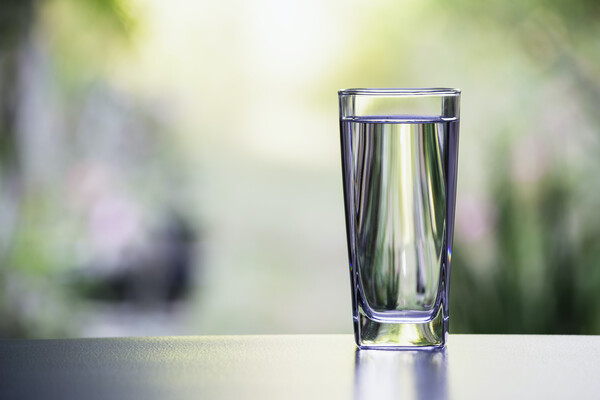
left=1, top=0, right=600, bottom=338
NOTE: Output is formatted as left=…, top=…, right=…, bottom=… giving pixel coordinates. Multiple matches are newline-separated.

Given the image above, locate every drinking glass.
left=339, top=88, right=460, bottom=349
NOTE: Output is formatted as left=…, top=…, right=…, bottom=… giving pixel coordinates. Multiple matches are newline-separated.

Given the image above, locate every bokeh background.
left=1, top=0, right=600, bottom=338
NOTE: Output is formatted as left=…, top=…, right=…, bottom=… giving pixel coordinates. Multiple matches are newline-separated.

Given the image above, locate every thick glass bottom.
left=355, top=304, right=447, bottom=349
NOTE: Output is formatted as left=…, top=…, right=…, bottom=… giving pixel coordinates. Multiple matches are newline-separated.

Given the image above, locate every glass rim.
left=338, top=88, right=461, bottom=96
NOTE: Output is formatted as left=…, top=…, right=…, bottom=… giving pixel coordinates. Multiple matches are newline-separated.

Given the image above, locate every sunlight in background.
left=68, top=0, right=366, bottom=335
left=90, top=0, right=396, bottom=335
left=2, top=0, right=600, bottom=338
left=118, top=0, right=352, bottom=167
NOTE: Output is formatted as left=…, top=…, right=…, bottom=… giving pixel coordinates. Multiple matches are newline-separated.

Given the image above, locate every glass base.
left=354, top=305, right=447, bottom=350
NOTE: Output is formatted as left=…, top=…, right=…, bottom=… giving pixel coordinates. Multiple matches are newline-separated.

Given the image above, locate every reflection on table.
left=354, top=348, right=447, bottom=400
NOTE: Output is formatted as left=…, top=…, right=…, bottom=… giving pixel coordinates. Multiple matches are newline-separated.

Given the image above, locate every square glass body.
left=339, top=88, right=460, bottom=349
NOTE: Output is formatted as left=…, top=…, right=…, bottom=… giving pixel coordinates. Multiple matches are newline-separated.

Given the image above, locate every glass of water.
left=339, top=88, right=460, bottom=349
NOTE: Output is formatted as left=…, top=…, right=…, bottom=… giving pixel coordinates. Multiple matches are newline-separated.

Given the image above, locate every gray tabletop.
left=1, top=334, right=599, bottom=399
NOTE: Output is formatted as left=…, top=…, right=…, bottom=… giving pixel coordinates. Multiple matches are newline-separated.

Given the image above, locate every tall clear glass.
left=339, top=88, right=460, bottom=349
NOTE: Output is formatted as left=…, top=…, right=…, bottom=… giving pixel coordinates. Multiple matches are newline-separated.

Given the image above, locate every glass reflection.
left=354, top=348, right=448, bottom=400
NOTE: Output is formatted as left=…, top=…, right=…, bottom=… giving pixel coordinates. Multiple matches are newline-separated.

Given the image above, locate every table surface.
left=1, top=334, right=599, bottom=400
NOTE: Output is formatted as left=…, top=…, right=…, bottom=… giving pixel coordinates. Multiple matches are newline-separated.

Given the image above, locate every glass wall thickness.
left=339, top=88, right=460, bottom=349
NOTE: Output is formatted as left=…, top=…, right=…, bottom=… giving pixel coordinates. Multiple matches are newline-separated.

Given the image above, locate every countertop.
left=1, top=334, right=599, bottom=399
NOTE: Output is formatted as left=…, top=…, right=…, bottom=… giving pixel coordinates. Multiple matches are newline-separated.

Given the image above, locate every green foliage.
left=40, top=0, right=136, bottom=92
left=451, top=149, right=600, bottom=334
left=2, top=0, right=600, bottom=338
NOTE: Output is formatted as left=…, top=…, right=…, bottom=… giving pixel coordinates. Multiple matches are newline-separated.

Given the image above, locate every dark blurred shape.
left=72, top=211, right=197, bottom=307
left=0, top=0, right=35, bottom=340
left=161, top=212, right=197, bottom=302
left=0, top=0, right=33, bottom=48
left=0, top=0, right=33, bottom=242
